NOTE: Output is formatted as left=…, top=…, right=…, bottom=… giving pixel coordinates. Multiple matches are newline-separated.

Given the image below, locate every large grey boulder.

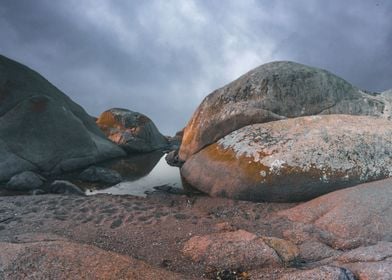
left=0, top=55, right=126, bottom=182
left=96, top=108, right=169, bottom=153
left=181, top=115, right=392, bottom=202
left=179, top=61, right=389, bottom=161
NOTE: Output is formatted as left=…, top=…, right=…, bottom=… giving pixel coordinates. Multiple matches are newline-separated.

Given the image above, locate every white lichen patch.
left=216, top=115, right=392, bottom=183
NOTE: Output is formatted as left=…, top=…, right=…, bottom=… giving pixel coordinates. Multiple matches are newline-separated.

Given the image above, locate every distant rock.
left=0, top=55, right=126, bottom=182
left=50, top=180, right=85, bottom=195
left=182, top=115, right=392, bottom=202
left=6, top=171, right=45, bottom=191
left=278, top=178, right=392, bottom=248
left=165, top=150, right=183, bottom=167
left=96, top=108, right=169, bottom=153
left=79, top=166, right=122, bottom=185
left=179, top=61, right=389, bottom=161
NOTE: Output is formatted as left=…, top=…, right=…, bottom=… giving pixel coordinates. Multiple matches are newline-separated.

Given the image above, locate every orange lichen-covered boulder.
left=181, top=115, right=392, bottom=202
left=96, top=108, right=168, bottom=153
left=179, top=61, right=388, bottom=161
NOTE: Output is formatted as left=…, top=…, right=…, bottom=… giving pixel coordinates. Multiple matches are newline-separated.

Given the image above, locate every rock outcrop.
left=179, top=61, right=388, bottom=161
left=0, top=55, right=125, bottom=182
left=278, top=178, right=392, bottom=248
left=0, top=236, right=185, bottom=280
left=182, top=115, right=392, bottom=202
left=182, top=230, right=283, bottom=270
left=96, top=108, right=169, bottom=153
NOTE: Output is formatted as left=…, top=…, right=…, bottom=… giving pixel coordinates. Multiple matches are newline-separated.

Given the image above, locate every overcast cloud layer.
left=0, top=0, right=391, bottom=134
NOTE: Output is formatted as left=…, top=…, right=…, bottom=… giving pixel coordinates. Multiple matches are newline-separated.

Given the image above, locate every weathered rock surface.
left=6, top=171, right=45, bottom=191
left=79, top=166, right=122, bottom=185
left=96, top=108, right=168, bottom=153
left=341, top=259, right=392, bottom=280
left=0, top=55, right=125, bottom=182
left=50, top=180, right=85, bottom=195
left=179, top=61, right=389, bottom=161
left=277, top=266, right=356, bottom=280
left=333, top=243, right=392, bottom=279
left=181, top=115, right=392, bottom=202
left=279, top=178, right=392, bottom=248
left=182, top=230, right=293, bottom=270
left=0, top=237, right=185, bottom=280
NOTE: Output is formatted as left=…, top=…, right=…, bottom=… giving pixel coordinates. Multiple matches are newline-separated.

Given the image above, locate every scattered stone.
left=6, top=171, right=45, bottom=191
left=50, top=180, right=85, bottom=195
left=79, top=166, right=122, bottom=185
left=165, top=150, right=183, bottom=167
left=30, top=189, right=47, bottom=195
left=96, top=108, right=169, bottom=153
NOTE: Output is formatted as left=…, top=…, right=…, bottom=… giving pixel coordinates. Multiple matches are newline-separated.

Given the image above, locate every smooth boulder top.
left=96, top=108, right=168, bottom=153
left=179, top=61, right=388, bottom=161
left=181, top=115, right=392, bottom=202
left=0, top=55, right=125, bottom=182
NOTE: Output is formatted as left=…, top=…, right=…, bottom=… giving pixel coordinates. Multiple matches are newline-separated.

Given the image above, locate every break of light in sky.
left=0, top=0, right=391, bottom=134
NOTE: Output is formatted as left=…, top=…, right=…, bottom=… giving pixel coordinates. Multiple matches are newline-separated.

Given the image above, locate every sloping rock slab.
left=0, top=239, right=186, bottom=280
left=279, top=178, right=392, bottom=248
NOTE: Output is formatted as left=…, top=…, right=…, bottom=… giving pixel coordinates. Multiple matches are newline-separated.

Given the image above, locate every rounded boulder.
left=181, top=115, right=392, bottom=202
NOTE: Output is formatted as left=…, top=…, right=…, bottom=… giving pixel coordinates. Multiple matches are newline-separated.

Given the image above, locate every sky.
left=0, top=0, right=391, bottom=134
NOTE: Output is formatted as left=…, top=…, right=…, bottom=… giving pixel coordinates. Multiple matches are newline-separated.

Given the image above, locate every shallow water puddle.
left=87, top=152, right=183, bottom=197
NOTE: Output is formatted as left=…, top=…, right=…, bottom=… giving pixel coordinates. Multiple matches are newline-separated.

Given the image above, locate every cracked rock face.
left=179, top=61, right=388, bottom=161
left=181, top=115, right=392, bottom=202
left=0, top=55, right=125, bottom=182
left=96, top=108, right=168, bottom=153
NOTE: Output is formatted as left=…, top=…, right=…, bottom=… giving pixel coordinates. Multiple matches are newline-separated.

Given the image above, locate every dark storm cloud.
left=0, top=0, right=391, bottom=134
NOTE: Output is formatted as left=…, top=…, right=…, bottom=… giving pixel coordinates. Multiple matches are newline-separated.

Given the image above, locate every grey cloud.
left=0, top=0, right=391, bottom=134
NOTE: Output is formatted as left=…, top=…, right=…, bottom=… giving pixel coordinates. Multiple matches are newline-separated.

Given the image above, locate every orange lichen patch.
left=30, top=97, right=48, bottom=113
left=179, top=126, right=198, bottom=160
left=96, top=111, right=120, bottom=128
left=261, top=237, right=299, bottom=265
left=203, top=143, right=267, bottom=183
